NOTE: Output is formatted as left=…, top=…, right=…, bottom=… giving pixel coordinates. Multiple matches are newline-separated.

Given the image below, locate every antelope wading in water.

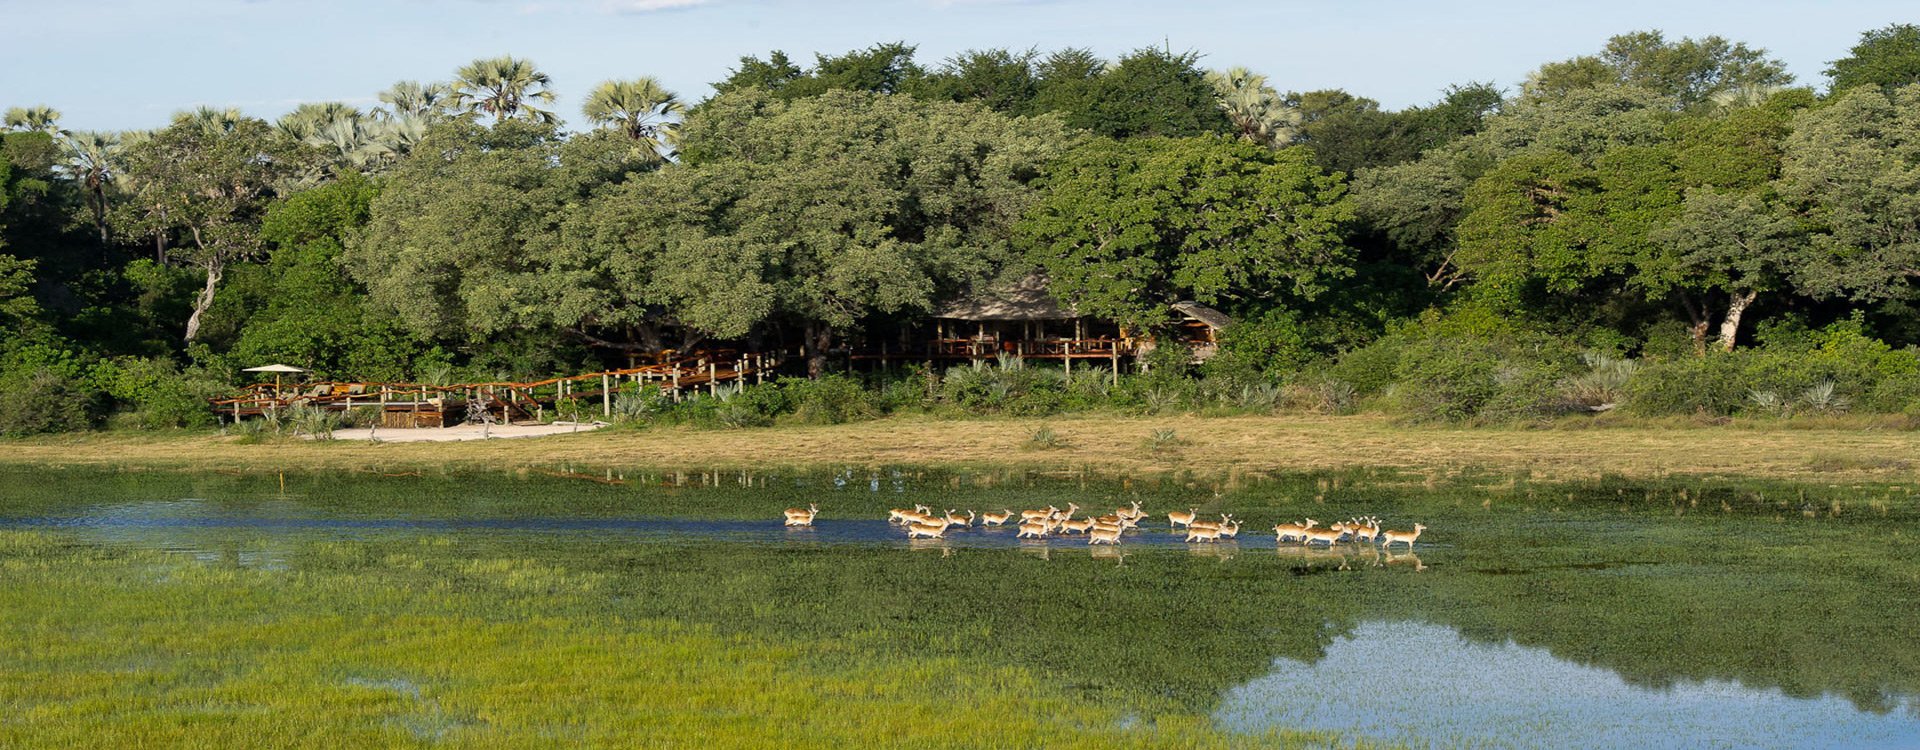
left=1167, top=508, right=1199, bottom=529
left=1050, top=503, right=1082, bottom=523
left=1380, top=524, right=1427, bottom=550
left=1302, top=527, right=1345, bottom=547
left=945, top=510, right=975, bottom=528
left=981, top=509, right=1015, bottom=526
left=1185, top=524, right=1224, bottom=543
left=1021, top=506, right=1059, bottom=524
left=888, top=504, right=933, bottom=525
left=783, top=503, right=819, bottom=527
left=907, top=521, right=949, bottom=539
left=1016, top=518, right=1052, bottom=538
left=1349, top=518, right=1380, bottom=544
left=1273, top=519, right=1317, bottom=543
left=1216, top=515, right=1241, bottom=539
left=1059, top=517, right=1096, bottom=535
left=1115, top=500, right=1145, bottom=523
left=1088, top=524, right=1123, bottom=545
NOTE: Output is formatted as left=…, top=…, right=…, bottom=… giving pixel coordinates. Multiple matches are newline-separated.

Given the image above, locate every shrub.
left=0, top=367, right=95, bottom=436
left=1556, top=353, right=1639, bottom=412
left=785, top=375, right=877, bottom=425
left=92, top=356, right=220, bottom=430
left=1623, top=354, right=1748, bottom=416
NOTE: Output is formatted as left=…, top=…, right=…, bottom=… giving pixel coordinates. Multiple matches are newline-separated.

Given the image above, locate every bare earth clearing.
left=5, top=414, right=1918, bottom=482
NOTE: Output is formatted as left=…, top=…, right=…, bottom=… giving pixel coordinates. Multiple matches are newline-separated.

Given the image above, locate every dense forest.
left=6, top=26, right=1920, bottom=434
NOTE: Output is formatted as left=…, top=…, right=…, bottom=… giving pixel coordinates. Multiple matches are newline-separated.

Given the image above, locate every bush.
left=784, top=375, right=878, bottom=425
left=1623, top=354, right=1749, bottom=416
left=0, top=367, right=95, bottom=436
left=92, top=356, right=221, bottom=430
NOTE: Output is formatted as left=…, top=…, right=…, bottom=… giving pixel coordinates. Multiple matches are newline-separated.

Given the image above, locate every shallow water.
left=1217, top=620, right=1920, bottom=750
left=4, top=467, right=1918, bottom=748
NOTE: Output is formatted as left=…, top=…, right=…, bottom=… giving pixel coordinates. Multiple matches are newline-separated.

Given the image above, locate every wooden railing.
left=210, top=351, right=779, bottom=422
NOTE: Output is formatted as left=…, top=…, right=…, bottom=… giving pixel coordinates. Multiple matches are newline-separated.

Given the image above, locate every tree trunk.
left=184, top=257, right=223, bottom=342
left=1676, top=291, right=1709, bottom=357
left=1717, top=290, right=1758, bottom=353
left=803, top=321, right=832, bottom=379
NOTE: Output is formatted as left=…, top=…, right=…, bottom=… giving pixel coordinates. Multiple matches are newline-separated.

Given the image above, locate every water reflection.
left=1215, top=620, right=1920, bottom=750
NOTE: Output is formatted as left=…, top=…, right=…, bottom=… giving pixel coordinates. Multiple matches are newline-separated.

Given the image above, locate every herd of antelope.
left=783, top=501, right=1429, bottom=550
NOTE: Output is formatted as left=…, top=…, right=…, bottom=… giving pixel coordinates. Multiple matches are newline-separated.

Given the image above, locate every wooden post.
left=671, top=368, right=680, bottom=401
left=1110, top=349, right=1120, bottom=387
left=708, top=361, right=718, bottom=395
left=601, top=373, right=611, bottom=417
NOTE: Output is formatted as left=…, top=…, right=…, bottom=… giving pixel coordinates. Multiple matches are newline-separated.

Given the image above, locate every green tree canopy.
left=1525, top=30, right=1792, bottom=108
left=583, top=89, right=1079, bottom=374
left=1826, top=24, right=1920, bottom=93
left=112, top=113, right=292, bottom=342
left=1075, top=48, right=1231, bottom=138
left=1018, top=136, right=1353, bottom=330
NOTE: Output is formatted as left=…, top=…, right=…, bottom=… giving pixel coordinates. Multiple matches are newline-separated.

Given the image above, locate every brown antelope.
left=906, top=521, right=949, bottom=539
left=945, top=510, right=975, bottom=528
left=1049, top=503, right=1082, bottom=522
left=1273, top=519, right=1317, bottom=543
left=1115, top=500, right=1145, bottom=523
left=1185, top=524, right=1223, bottom=543
left=889, top=504, right=934, bottom=525
left=1380, top=523, right=1427, bottom=550
left=1215, top=515, right=1241, bottom=539
left=1058, top=517, right=1096, bottom=534
left=1020, top=506, right=1059, bottom=524
left=1088, top=524, right=1123, bottom=545
left=980, top=509, right=1015, bottom=526
left=1166, top=508, right=1200, bottom=529
left=1302, top=527, right=1345, bottom=547
left=783, top=503, right=818, bottom=527
left=1349, top=519, right=1379, bottom=544
left=1016, top=518, right=1052, bottom=538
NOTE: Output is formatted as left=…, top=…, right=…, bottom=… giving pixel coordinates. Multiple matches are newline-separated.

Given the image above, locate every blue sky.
left=1, top=0, right=1912, bottom=132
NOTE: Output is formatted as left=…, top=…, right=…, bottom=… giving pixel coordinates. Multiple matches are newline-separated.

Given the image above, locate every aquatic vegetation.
left=2, top=468, right=1918, bottom=747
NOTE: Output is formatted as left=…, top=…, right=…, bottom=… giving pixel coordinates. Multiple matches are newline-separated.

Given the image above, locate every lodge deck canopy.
left=934, top=273, right=1078, bottom=321
left=1170, top=301, right=1233, bottom=330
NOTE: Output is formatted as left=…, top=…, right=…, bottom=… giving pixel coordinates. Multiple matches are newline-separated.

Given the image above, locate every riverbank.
left=4, top=413, right=1918, bottom=481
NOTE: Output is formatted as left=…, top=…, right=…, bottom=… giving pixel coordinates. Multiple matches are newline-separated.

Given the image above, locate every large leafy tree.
left=712, top=43, right=926, bottom=101
left=1525, top=30, right=1792, bottom=109
left=923, top=48, right=1040, bottom=114
left=1018, top=136, right=1353, bottom=330
left=589, top=89, right=1079, bottom=375
left=1450, top=90, right=1811, bottom=351
left=1357, top=85, right=1674, bottom=292
left=1826, top=24, right=1920, bottom=93
left=1076, top=48, right=1231, bottom=138
left=450, top=56, right=559, bottom=124
left=112, top=112, right=292, bottom=342
left=345, top=120, right=657, bottom=367
left=1778, top=84, right=1920, bottom=303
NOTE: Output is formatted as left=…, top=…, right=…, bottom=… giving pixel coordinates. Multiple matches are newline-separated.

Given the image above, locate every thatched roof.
left=1171, top=301, right=1233, bottom=329
left=935, top=273, right=1078, bottom=321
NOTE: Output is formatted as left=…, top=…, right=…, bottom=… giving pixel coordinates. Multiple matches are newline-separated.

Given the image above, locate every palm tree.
left=4, top=105, right=64, bottom=136
left=1207, top=67, right=1300, bottom=148
left=581, top=77, right=684, bottom=153
left=275, top=101, right=362, bottom=142
left=449, top=56, right=558, bottom=124
left=61, top=130, right=123, bottom=246
left=376, top=80, right=454, bottom=120
left=177, top=106, right=248, bottom=136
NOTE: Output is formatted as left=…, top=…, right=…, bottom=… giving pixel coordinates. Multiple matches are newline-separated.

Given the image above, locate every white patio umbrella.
left=241, top=364, right=308, bottom=399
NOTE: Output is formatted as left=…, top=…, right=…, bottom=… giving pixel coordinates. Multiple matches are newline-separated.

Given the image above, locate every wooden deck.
left=211, top=352, right=777, bottom=424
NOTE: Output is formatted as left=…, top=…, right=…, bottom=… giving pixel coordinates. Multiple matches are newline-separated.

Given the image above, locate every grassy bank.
left=4, top=413, right=1920, bottom=482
